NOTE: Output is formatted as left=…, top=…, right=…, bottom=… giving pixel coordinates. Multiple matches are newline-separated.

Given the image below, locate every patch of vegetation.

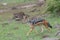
left=0, top=0, right=60, bottom=40
left=42, top=0, right=60, bottom=16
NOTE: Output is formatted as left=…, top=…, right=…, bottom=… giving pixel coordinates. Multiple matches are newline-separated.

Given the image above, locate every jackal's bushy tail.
left=47, top=23, right=52, bottom=28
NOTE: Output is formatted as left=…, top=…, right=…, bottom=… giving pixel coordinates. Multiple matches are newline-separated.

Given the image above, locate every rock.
left=13, top=12, right=29, bottom=22
left=55, top=31, right=60, bottom=36
left=11, top=7, right=17, bottom=10
left=54, top=23, right=60, bottom=29
left=43, top=38, right=59, bottom=40
left=13, top=12, right=25, bottom=21
left=2, top=3, right=7, bottom=6
left=42, top=35, right=49, bottom=38
left=58, top=39, right=60, bottom=40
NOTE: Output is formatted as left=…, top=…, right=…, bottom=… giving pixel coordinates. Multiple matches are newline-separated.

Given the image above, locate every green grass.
left=0, top=0, right=60, bottom=40
left=0, top=5, right=60, bottom=40
left=0, top=17, right=60, bottom=40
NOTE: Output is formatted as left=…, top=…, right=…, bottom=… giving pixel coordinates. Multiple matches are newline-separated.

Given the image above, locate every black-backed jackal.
left=26, top=18, right=52, bottom=36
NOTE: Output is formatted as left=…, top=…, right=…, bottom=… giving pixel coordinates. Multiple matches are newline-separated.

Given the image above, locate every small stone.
left=43, top=38, right=59, bottom=40
left=42, top=35, right=49, bottom=38
left=56, top=31, right=60, bottom=36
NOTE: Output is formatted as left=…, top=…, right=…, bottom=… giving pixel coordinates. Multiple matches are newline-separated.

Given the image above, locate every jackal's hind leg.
left=43, top=21, right=51, bottom=32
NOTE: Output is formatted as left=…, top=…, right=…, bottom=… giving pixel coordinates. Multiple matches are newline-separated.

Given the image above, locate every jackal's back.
left=28, top=18, right=45, bottom=24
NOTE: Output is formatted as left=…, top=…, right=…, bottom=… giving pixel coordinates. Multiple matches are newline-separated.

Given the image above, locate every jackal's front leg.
left=40, top=27, right=44, bottom=33
left=26, top=28, right=33, bottom=36
left=26, top=24, right=34, bottom=36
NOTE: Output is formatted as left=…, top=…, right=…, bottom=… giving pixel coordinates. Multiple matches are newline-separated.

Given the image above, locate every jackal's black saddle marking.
left=28, top=18, right=45, bottom=24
